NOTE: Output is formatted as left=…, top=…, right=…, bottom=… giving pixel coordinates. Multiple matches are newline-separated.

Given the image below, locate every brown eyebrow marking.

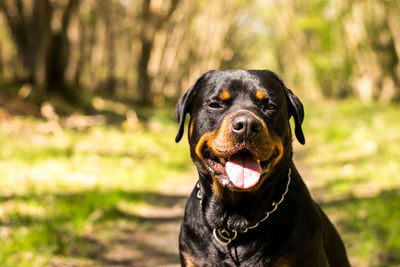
left=255, top=90, right=268, bottom=100
left=218, top=89, right=231, bottom=101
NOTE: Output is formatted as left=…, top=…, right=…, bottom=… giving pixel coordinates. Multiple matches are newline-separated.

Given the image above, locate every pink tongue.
left=225, top=152, right=262, bottom=189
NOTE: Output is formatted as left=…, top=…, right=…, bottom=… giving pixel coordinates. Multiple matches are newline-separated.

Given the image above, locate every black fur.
left=176, top=70, right=350, bottom=266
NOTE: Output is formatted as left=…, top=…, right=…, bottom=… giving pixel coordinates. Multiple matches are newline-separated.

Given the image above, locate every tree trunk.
left=47, top=0, right=80, bottom=99
left=100, top=0, right=117, bottom=95
left=137, top=0, right=154, bottom=105
left=0, top=0, right=80, bottom=102
left=136, top=0, right=181, bottom=105
left=0, top=0, right=52, bottom=99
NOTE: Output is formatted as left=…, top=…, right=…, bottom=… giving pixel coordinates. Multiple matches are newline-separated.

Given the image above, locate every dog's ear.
left=175, top=71, right=214, bottom=142
left=175, top=84, right=196, bottom=143
left=285, top=88, right=305, bottom=145
left=269, top=71, right=305, bottom=145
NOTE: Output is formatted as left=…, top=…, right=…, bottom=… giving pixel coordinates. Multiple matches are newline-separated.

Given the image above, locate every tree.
left=0, top=0, right=81, bottom=101
left=137, top=0, right=181, bottom=105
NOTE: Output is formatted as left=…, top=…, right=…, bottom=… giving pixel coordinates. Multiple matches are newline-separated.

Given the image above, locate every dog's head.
left=175, top=70, right=304, bottom=194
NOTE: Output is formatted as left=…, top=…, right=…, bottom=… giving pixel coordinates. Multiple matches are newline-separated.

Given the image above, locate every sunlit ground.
left=0, top=99, right=399, bottom=266
left=299, top=99, right=400, bottom=266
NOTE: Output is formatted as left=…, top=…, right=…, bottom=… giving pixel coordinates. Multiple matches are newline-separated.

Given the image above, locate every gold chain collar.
left=197, top=168, right=292, bottom=246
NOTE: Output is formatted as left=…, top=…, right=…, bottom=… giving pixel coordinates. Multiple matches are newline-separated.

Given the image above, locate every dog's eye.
left=208, top=101, right=223, bottom=109
left=263, top=101, right=278, bottom=111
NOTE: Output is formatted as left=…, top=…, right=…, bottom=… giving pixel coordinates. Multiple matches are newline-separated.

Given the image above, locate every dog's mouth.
left=203, top=148, right=278, bottom=190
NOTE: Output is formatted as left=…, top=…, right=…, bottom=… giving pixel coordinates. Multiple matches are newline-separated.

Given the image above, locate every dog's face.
left=176, top=70, right=304, bottom=195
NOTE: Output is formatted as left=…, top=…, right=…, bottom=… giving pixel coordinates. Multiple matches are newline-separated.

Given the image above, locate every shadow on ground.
left=1, top=189, right=190, bottom=267
left=319, top=188, right=400, bottom=267
left=97, top=192, right=187, bottom=267
left=3, top=171, right=399, bottom=267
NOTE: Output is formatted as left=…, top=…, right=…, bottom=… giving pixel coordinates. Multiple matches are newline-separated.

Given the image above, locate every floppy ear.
left=175, top=71, right=214, bottom=142
left=285, top=88, right=305, bottom=145
left=269, top=71, right=305, bottom=145
left=175, top=85, right=196, bottom=143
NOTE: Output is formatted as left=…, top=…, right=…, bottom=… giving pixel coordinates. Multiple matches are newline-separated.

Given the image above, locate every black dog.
left=175, top=70, right=350, bottom=266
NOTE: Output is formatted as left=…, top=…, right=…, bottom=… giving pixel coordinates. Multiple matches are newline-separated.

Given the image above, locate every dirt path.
left=97, top=158, right=313, bottom=267
left=103, top=198, right=185, bottom=267
left=99, top=181, right=193, bottom=267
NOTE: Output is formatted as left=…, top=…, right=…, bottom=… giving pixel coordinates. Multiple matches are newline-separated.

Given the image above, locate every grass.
left=299, top=99, right=400, bottom=266
left=0, top=107, right=194, bottom=266
left=0, top=99, right=399, bottom=266
left=300, top=100, right=400, bottom=198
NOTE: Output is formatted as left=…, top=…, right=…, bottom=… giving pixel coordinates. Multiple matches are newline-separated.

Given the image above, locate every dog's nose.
left=231, top=113, right=262, bottom=138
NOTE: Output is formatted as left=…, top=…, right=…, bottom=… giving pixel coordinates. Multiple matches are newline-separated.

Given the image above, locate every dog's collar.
left=197, top=168, right=292, bottom=246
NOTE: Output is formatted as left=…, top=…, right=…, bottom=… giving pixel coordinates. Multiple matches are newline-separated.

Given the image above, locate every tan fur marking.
left=189, top=119, right=195, bottom=138
left=272, top=256, right=293, bottom=267
left=212, top=178, right=223, bottom=199
left=183, top=254, right=198, bottom=267
left=273, top=262, right=291, bottom=267
left=272, top=136, right=284, bottom=168
left=211, top=111, right=271, bottom=161
left=195, top=132, right=215, bottom=164
left=256, top=90, right=268, bottom=100
left=218, top=89, right=231, bottom=101
left=193, top=119, right=233, bottom=199
left=193, top=110, right=282, bottom=195
left=208, top=117, right=235, bottom=157
left=208, top=118, right=233, bottom=198
left=207, top=111, right=274, bottom=193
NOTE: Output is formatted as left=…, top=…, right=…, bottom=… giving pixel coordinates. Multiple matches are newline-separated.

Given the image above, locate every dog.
left=175, top=70, right=350, bottom=266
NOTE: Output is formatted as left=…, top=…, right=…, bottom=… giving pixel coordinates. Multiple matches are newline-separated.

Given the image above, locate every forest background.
left=0, top=0, right=399, bottom=266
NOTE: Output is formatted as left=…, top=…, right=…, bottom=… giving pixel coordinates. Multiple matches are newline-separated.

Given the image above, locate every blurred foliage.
left=0, top=0, right=399, bottom=104
left=250, top=0, right=400, bottom=101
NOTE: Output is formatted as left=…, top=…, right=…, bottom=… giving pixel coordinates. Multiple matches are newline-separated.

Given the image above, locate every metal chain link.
left=205, top=168, right=292, bottom=246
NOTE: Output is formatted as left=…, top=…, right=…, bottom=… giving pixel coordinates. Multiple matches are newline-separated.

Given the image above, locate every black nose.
left=231, top=113, right=262, bottom=138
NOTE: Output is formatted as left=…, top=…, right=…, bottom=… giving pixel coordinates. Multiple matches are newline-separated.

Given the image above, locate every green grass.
left=299, top=99, right=400, bottom=266
left=0, top=108, right=194, bottom=266
left=0, top=99, right=399, bottom=266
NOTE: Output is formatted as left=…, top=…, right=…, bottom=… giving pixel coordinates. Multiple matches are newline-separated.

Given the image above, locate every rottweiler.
left=175, top=70, right=350, bottom=266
